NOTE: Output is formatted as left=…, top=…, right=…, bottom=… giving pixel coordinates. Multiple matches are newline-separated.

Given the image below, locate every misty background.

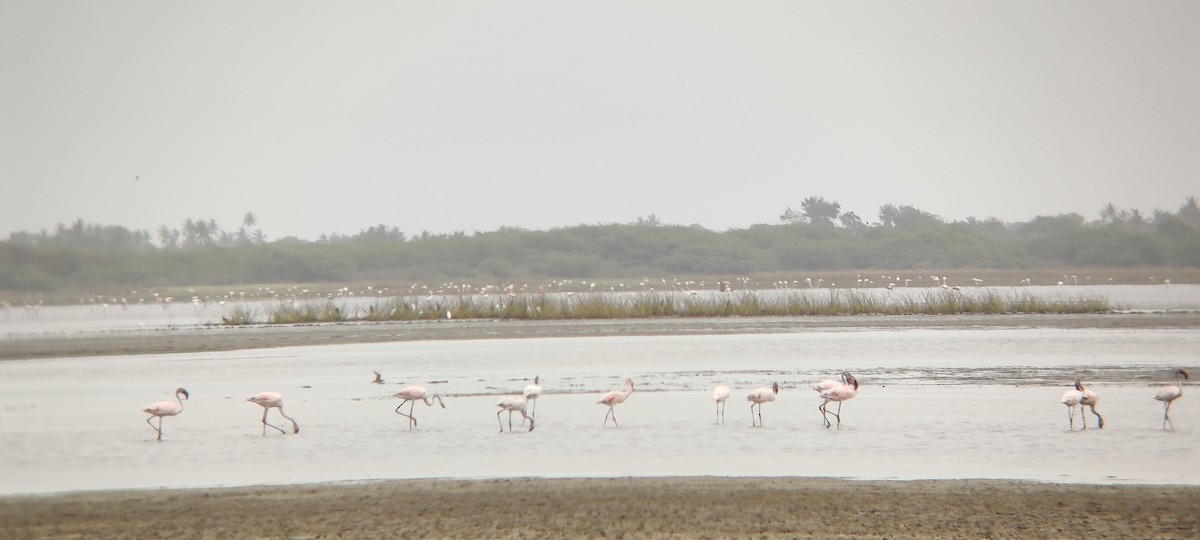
left=3, top=2, right=1198, bottom=243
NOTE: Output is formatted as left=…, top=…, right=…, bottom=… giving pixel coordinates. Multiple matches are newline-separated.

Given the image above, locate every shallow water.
left=1, top=326, right=1197, bottom=495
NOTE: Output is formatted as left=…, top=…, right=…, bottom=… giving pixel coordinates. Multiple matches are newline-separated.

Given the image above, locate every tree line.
left=3, top=198, right=1198, bottom=295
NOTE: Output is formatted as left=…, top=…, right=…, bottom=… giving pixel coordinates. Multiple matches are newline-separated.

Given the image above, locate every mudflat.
left=2, top=477, right=1197, bottom=539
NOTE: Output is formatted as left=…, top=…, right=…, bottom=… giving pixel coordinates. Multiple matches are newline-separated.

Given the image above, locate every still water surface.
left=1, top=321, right=1197, bottom=495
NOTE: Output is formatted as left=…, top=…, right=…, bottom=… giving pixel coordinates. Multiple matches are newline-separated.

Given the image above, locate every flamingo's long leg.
left=395, top=400, right=417, bottom=430
left=146, top=416, right=162, bottom=440
left=497, top=409, right=506, bottom=432
left=261, top=408, right=286, bottom=435
left=835, top=401, right=843, bottom=429
left=1164, top=401, right=1174, bottom=430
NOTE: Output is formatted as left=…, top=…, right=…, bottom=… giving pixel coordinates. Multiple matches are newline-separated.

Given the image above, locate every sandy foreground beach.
left=0, top=477, right=1196, bottom=539
left=4, top=313, right=1199, bottom=538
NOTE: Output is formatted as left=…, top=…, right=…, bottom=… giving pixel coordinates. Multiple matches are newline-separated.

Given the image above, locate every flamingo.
left=371, top=371, right=384, bottom=384
left=598, top=378, right=634, bottom=427
left=521, top=376, right=542, bottom=425
left=393, top=385, right=445, bottom=431
left=712, top=383, right=731, bottom=424
left=747, top=382, right=779, bottom=427
left=1154, top=369, right=1190, bottom=431
left=143, top=387, right=189, bottom=441
left=1079, top=381, right=1103, bottom=429
left=819, top=373, right=859, bottom=429
left=1061, top=380, right=1085, bottom=430
left=496, top=395, right=534, bottom=432
left=246, top=391, right=300, bottom=435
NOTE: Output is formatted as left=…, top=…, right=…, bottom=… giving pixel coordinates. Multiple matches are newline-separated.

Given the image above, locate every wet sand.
left=2, top=477, right=1197, bottom=539
left=5, top=311, right=1199, bottom=360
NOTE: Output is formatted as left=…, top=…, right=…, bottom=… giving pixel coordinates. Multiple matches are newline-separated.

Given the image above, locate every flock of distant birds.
left=140, top=369, right=1190, bottom=441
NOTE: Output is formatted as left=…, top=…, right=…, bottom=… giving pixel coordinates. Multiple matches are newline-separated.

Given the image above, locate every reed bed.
left=219, top=288, right=1112, bottom=325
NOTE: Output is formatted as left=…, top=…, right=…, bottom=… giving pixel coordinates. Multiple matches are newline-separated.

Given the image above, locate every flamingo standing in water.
left=1061, top=380, right=1085, bottom=430
left=598, top=378, right=634, bottom=427
left=1079, top=381, right=1103, bottom=429
left=1154, top=369, right=1190, bottom=431
left=496, top=395, right=534, bottom=432
left=246, top=391, right=300, bottom=435
left=521, top=376, right=542, bottom=425
left=712, top=383, right=731, bottom=424
left=394, top=386, right=445, bottom=431
left=143, top=387, right=189, bottom=441
left=747, top=383, right=779, bottom=427
left=818, top=373, right=859, bottom=429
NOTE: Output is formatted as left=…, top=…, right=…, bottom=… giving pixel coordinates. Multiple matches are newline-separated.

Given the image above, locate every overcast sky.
left=2, top=1, right=1197, bottom=242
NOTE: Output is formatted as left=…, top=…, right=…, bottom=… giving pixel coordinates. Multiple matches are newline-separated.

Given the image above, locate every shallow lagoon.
left=1, top=323, right=1197, bottom=495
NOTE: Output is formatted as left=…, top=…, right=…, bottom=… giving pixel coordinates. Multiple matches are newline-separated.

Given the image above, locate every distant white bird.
left=496, top=395, right=533, bottom=432
left=747, top=383, right=779, bottom=427
left=712, top=383, right=731, bottom=424
left=1154, top=369, right=1190, bottom=431
left=143, top=387, right=189, bottom=441
left=246, top=391, right=300, bottom=435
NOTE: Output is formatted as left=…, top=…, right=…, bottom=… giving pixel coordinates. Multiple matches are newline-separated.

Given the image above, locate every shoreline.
left=2, top=477, right=1197, bottom=538
left=4, top=311, right=1199, bottom=361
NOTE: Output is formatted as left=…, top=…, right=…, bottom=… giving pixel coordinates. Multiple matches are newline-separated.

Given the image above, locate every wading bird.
left=1080, top=381, right=1103, bottom=429
left=819, top=373, right=859, bottom=429
left=371, top=371, right=384, bottom=384
left=394, top=386, right=445, bottom=431
left=497, top=395, right=534, bottom=432
left=712, top=383, right=731, bottom=424
left=143, top=387, right=189, bottom=441
left=1061, top=380, right=1085, bottom=430
left=747, top=383, right=779, bottom=427
left=1154, top=369, right=1190, bottom=431
left=598, top=378, right=634, bottom=427
left=521, top=376, right=542, bottom=425
left=246, top=391, right=300, bottom=435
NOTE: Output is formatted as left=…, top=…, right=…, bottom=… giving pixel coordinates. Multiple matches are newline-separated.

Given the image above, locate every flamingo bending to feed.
left=143, top=387, right=189, bottom=441
left=747, top=382, right=779, bottom=427
left=1061, top=380, right=1085, bottom=430
left=598, top=378, right=634, bottom=427
left=1154, top=369, right=1190, bottom=431
left=246, top=391, right=300, bottom=435
left=394, top=385, right=445, bottom=431
left=497, top=395, right=534, bottom=432
left=819, top=373, right=859, bottom=429
left=521, top=376, right=542, bottom=425
left=712, top=383, right=731, bottom=424
left=1079, top=381, right=1103, bottom=429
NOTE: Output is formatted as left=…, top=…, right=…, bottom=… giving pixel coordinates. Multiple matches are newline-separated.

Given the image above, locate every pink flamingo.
left=1061, top=380, right=1085, bottom=430
left=246, top=391, right=300, bottom=435
left=521, top=376, right=542, bottom=426
left=1079, top=381, right=1103, bottom=429
left=818, top=373, right=859, bottom=429
left=143, top=387, right=189, bottom=441
left=394, top=385, right=445, bottom=430
left=1154, top=369, right=1190, bottom=431
left=712, top=383, right=731, bottom=424
left=598, top=378, right=634, bottom=427
left=747, top=382, right=779, bottom=427
left=497, top=395, right=534, bottom=432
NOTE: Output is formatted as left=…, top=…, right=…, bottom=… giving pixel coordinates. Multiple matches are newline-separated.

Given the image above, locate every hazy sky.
left=3, top=1, right=1198, bottom=242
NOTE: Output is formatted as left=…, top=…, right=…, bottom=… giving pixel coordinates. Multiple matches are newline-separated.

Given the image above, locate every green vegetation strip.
left=220, top=290, right=1111, bottom=325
